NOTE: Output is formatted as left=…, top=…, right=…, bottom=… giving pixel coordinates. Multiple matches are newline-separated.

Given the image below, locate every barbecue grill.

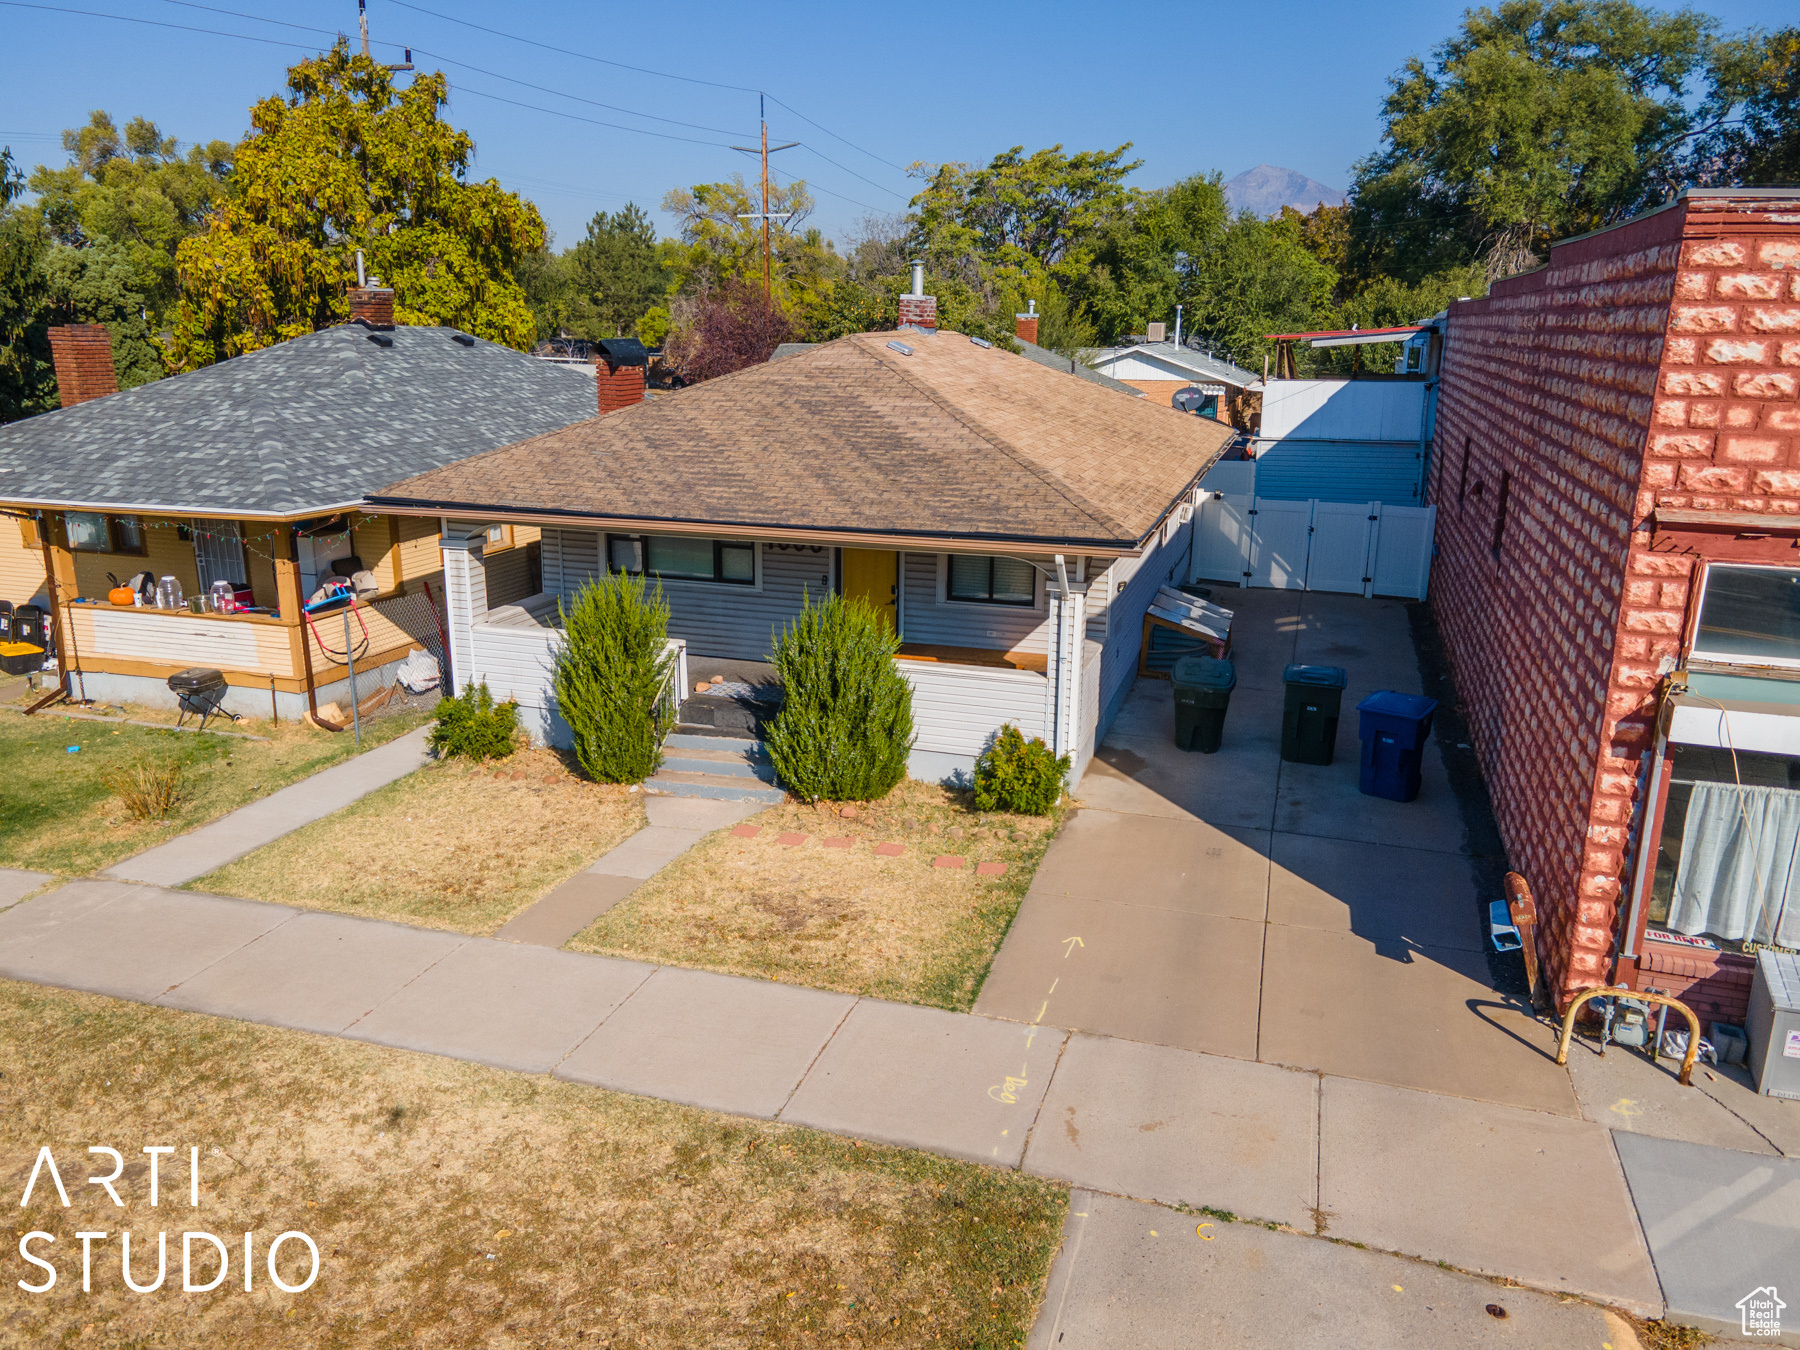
left=167, top=667, right=239, bottom=729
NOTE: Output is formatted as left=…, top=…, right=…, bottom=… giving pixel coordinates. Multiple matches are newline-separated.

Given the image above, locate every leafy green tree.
left=1075, top=174, right=1230, bottom=342
left=1693, top=27, right=1800, bottom=186
left=0, top=147, right=53, bottom=421
left=565, top=204, right=667, bottom=338
left=169, top=43, right=545, bottom=371
left=660, top=175, right=838, bottom=314
left=1347, top=1, right=1727, bottom=283
left=29, top=110, right=232, bottom=326
left=1180, top=212, right=1338, bottom=370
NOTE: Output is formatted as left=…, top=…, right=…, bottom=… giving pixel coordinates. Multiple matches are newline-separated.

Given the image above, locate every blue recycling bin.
left=1356, top=690, right=1440, bottom=802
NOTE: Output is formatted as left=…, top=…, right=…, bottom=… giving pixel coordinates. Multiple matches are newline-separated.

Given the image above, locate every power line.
left=386, top=0, right=759, bottom=94
left=765, top=94, right=910, bottom=175
left=769, top=164, right=882, bottom=215
left=796, top=143, right=906, bottom=201
left=446, top=85, right=735, bottom=150
left=0, top=0, right=317, bottom=50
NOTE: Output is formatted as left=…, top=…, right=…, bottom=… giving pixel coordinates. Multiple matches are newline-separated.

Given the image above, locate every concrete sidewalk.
left=101, top=725, right=434, bottom=887
left=0, top=878, right=1663, bottom=1317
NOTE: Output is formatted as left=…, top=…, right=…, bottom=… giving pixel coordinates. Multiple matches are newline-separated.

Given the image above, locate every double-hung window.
left=607, top=534, right=756, bottom=585
left=947, top=555, right=1036, bottom=606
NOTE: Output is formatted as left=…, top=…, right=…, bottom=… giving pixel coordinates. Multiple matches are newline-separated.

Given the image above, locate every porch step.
left=661, top=743, right=778, bottom=783
left=678, top=695, right=776, bottom=736
left=643, top=768, right=786, bottom=804
left=667, top=728, right=766, bottom=754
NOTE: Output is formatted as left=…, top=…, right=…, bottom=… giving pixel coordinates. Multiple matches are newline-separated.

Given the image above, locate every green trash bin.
left=1281, top=664, right=1347, bottom=765
left=1172, top=655, right=1236, bottom=753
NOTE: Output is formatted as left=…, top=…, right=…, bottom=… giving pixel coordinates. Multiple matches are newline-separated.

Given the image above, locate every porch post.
left=1045, top=582, right=1086, bottom=762
left=439, top=524, right=487, bottom=695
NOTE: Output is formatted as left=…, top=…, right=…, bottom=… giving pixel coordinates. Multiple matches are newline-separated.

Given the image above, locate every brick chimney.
left=593, top=337, right=648, bottom=413
left=898, top=259, right=937, bottom=331
left=348, top=282, right=395, bottom=329
left=1015, top=299, right=1039, bottom=346
left=47, top=324, right=119, bottom=408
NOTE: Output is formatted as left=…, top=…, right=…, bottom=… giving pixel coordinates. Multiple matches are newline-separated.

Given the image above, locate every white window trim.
left=1692, top=561, right=1800, bottom=671
left=935, top=552, right=1049, bottom=612
left=606, top=531, right=765, bottom=593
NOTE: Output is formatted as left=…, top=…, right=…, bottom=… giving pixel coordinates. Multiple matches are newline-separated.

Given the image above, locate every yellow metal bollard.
left=1555, top=985, right=1702, bottom=1086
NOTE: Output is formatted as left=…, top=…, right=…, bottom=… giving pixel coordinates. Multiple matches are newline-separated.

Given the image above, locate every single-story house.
left=370, top=315, right=1235, bottom=785
left=1088, top=340, right=1259, bottom=423
left=1426, top=187, right=1800, bottom=1022
left=0, top=285, right=597, bottom=718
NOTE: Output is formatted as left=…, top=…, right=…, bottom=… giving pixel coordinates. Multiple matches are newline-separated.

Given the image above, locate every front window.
left=1693, top=564, right=1800, bottom=668
left=65, top=511, right=110, bottom=552
left=607, top=534, right=756, bottom=586
left=110, top=515, right=144, bottom=554
left=948, top=555, right=1036, bottom=606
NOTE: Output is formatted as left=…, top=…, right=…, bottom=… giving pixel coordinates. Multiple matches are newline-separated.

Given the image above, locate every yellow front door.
left=841, top=548, right=898, bottom=633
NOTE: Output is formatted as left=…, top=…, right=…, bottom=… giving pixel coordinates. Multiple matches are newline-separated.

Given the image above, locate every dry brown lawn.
left=568, top=779, right=1062, bottom=1010
left=0, top=979, right=1067, bottom=1349
left=193, top=746, right=646, bottom=935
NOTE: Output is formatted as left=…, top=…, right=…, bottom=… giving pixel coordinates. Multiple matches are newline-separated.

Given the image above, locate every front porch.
left=444, top=522, right=1104, bottom=788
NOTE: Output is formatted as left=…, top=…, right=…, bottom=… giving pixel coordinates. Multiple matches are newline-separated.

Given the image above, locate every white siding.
left=1096, top=509, right=1194, bottom=736
left=900, top=659, right=1047, bottom=756
left=1259, top=379, right=1427, bottom=441
left=899, top=551, right=1055, bottom=653
left=1077, top=637, right=1102, bottom=783
left=541, top=529, right=826, bottom=659
left=470, top=611, right=564, bottom=745
left=89, top=610, right=261, bottom=669
left=441, top=536, right=486, bottom=695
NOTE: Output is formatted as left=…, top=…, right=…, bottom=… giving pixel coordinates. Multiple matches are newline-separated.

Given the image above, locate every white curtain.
left=1669, top=781, right=1800, bottom=947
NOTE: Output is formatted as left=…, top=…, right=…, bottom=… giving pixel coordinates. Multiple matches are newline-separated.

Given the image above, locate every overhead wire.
left=764, top=94, right=910, bottom=174
left=0, top=0, right=318, bottom=51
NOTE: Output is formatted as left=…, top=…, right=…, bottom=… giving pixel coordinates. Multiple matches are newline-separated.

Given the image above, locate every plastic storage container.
left=0, top=641, right=44, bottom=675
left=1747, top=950, right=1800, bottom=1100
left=1171, top=655, right=1236, bottom=753
left=1280, top=664, right=1346, bottom=765
left=1355, top=690, right=1441, bottom=802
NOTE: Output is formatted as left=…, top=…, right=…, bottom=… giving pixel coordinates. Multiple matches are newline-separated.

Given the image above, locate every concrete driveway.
left=977, top=588, right=1578, bottom=1115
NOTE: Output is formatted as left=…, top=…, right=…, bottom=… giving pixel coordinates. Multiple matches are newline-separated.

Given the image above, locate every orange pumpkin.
left=108, top=586, right=136, bottom=606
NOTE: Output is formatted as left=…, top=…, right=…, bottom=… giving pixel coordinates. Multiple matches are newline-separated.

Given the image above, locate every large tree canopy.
left=169, top=43, right=543, bottom=371
left=1347, top=0, right=1727, bottom=283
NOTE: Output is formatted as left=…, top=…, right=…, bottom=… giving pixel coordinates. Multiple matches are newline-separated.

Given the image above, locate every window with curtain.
left=1667, top=781, right=1800, bottom=948
left=606, top=534, right=755, bottom=586
left=947, top=555, right=1036, bottom=606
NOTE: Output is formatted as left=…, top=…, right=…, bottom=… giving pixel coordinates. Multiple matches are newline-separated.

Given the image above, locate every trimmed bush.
left=427, top=682, right=519, bottom=761
left=553, top=571, right=676, bottom=783
left=764, top=592, right=914, bottom=802
left=973, top=724, right=1069, bottom=816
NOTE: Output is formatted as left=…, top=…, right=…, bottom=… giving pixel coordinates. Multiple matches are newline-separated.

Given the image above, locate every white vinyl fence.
left=1191, top=494, right=1436, bottom=600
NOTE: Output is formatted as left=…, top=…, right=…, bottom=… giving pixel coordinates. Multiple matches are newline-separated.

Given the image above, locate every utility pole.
left=358, top=0, right=414, bottom=70
left=732, top=96, right=798, bottom=298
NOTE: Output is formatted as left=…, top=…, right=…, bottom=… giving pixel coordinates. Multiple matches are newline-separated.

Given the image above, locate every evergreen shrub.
left=764, top=592, right=914, bottom=802
left=428, top=682, right=519, bottom=761
left=553, top=571, right=675, bottom=783
left=973, top=724, right=1069, bottom=816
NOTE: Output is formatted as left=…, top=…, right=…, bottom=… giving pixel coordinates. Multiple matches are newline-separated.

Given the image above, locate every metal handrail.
left=1554, top=985, right=1702, bottom=1086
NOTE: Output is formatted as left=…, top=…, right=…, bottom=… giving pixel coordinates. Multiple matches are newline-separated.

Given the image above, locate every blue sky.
left=2, top=0, right=1793, bottom=249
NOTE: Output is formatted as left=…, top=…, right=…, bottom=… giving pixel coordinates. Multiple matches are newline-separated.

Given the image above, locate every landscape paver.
left=974, top=891, right=1264, bottom=1059
left=556, top=965, right=854, bottom=1118
left=1613, top=1131, right=1800, bottom=1345
left=346, top=940, right=655, bottom=1073
left=0, top=879, right=294, bottom=1001
left=1027, top=1190, right=1628, bottom=1350
left=780, top=998, right=1065, bottom=1166
left=1319, top=1075, right=1663, bottom=1315
left=1256, top=923, right=1579, bottom=1112
left=1023, top=1034, right=1319, bottom=1228
left=159, top=909, right=463, bottom=1034
left=491, top=872, right=643, bottom=946
left=0, top=866, right=51, bottom=908
left=101, top=724, right=432, bottom=887
left=1026, top=808, right=1271, bottom=920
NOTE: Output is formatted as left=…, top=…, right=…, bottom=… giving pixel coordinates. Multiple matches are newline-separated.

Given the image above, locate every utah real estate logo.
left=1739, top=1286, right=1785, bottom=1339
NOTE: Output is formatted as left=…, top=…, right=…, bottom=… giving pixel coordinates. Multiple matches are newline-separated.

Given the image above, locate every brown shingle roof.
left=373, top=329, right=1235, bottom=548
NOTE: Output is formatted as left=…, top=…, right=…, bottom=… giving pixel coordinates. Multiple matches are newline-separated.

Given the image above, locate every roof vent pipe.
left=355, top=249, right=366, bottom=288
left=909, top=259, right=924, bottom=297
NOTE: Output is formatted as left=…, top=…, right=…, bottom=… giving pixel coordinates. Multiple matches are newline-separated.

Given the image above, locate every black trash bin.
left=1280, top=664, right=1347, bottom=765
left=1356, top=691, right=1440, bottom=802
left=1172, top=655, right=1236, bottom=753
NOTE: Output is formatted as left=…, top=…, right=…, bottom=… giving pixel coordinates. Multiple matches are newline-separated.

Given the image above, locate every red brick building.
left=1429, top=188, right=1800, bottom=1024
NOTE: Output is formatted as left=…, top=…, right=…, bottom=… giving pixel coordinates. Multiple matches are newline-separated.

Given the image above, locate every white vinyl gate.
left=1191, top=494, right=1436, bottom=600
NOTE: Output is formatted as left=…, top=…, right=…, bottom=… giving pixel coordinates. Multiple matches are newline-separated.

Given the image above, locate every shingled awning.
left=373, top=329, right=1235, bottom=551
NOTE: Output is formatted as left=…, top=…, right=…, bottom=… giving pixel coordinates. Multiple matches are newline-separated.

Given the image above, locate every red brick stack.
left=1428, top=191, right=1800, bottom=1011
left=595, top=359, right=645, bottom=413
left=47, top=324, right=119, bottom=407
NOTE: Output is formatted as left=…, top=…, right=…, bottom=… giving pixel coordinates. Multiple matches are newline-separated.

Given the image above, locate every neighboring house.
left=0, top=285, right=597, bottom=718
left=370, top=312, right=1234, bottom=786
left=1088, top=340, right=1259, bottom=421
left=1425, top=188, right=1800, bottom=1025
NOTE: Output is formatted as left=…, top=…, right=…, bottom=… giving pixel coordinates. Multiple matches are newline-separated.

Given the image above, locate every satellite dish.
left=1172, top=386, right=1206, bottom=413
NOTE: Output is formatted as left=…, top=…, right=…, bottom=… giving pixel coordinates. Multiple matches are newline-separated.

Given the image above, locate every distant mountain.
left=1223, top=165, right=1345, bottom=217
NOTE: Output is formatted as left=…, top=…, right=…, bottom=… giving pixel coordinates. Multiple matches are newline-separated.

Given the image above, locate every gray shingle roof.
left=1093, top=342, right=1261, bottom=389
left=0, top=325, right=598, bottom=517
left=1015, top=339, right=1144, bottom=395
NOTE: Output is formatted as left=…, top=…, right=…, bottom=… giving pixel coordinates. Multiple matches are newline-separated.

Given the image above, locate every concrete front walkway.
left=977, top=589, right=1576, bottom=1115
left=102, top=724, right=435, bottom=887
left=0, top=877, right=1663, bottom=1316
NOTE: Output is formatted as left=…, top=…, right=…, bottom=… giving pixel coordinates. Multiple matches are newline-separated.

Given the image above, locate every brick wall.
left=46, top=324, right=119, bottom=407
left=1429, top=191, right=1800, bottom=1007
left=595, top=360, right=645, bottom=413
left=897, top=294, right=937, bottom=330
